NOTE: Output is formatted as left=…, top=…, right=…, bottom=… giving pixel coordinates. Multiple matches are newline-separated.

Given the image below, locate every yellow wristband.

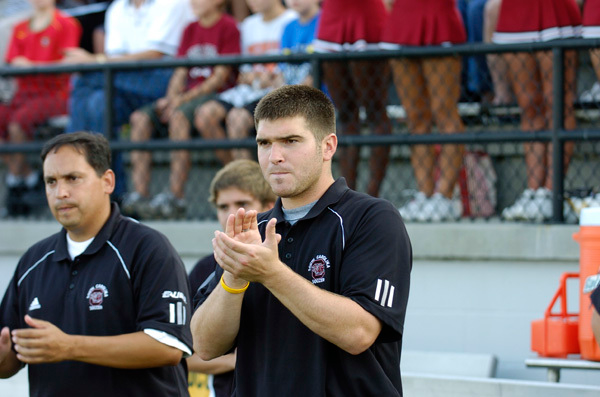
left=220, top=274, right=249, bottom=294
left=95, top=54, right=107, bottom=64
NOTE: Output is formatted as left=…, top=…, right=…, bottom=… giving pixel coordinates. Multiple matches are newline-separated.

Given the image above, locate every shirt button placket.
left=284, top=235, right=293, bottom=260
left=70, top=259, right=79, bottom=290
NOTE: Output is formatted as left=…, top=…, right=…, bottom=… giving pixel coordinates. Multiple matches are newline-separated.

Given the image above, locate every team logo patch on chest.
left=308, top=255, right=330, bottom=284
left=86, top=284, right=109, bottom=311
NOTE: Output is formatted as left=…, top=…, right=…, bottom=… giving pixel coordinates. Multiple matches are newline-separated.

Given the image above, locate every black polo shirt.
left=0, top=203, right=193, bottom=397
left=592, top=285, right=600, bottom=312
left=189, top=255, right=234, bottom=397
left=196, top=178, right=412, bottom=396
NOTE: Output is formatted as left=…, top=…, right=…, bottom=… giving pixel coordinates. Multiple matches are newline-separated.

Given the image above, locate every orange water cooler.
left=531, top=272, right=580, bottom=357
left=573, top=207, right=600, bottom=361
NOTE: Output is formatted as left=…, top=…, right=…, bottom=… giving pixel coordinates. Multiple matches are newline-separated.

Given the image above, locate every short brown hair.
left=41, top=131, right=111, bottom=177
left=254, top=85, right=336, bottom=142
left=209, top=160, right=276, bottom=206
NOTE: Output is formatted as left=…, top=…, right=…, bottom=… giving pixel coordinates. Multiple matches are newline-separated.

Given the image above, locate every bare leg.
left=423, top=57, right=465, bottom=198
left=590, top=48, right=600, bottom=83
left=505, top=51, right=547, bottom=190
left=168, top=110, right=192, bottom=199
left=391, top=58, right=435, bottom=196
left=322, top=61, right=360, bottom=190
left=485, top=0, right=513, bottom=105
left=195, top=100, right=232, bottom=165
left=6, top=122, right=31, bottom=177
left=92, top=26, right=105, bottom=54
left=350, top=60, right=392, bottom=197
left=129, top=110, right=153, bottom=197
left=537, top=50, right=577, bottom=190
left=226, top=107, right=253, bottom=160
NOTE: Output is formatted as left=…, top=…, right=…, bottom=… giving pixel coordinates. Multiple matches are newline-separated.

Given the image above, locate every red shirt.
left=177, top=14, right=241, bottom=91
left=6, top=9, right=82, bottom=98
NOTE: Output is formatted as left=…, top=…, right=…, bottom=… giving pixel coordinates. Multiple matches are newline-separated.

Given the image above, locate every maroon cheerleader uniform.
left=381, top=0, right=466, bottom=48
left=583, top=0, right=600, bottom=38
left=493, top=0, right=581, bottom=43
left=314, top=0, right=387, bottom=52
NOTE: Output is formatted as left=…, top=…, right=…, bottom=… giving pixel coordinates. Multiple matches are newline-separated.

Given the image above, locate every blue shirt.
left=280, top=12, right=320, bottom=85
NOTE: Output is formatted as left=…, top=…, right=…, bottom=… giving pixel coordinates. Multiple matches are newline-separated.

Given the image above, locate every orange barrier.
left=531, top=272, right=580, bottom=358
left=573, top=208, right=600, bottom=361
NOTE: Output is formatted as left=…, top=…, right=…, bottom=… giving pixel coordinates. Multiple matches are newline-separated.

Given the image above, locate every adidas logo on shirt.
left=374, top=279, right=395, bottom=307
left=29, top=297, right=41, bottom=311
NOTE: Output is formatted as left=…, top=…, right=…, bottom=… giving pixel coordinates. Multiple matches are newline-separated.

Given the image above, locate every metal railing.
left=2, top=38, right=600, bottom=222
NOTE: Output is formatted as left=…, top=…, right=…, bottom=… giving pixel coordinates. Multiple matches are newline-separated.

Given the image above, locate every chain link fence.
left=1, top=39, right=600, bottom=223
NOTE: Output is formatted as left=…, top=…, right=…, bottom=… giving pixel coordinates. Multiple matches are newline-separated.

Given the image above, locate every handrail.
left=2, top=38, right=600, bottom=223
left=4, top=129, right=600, bottom=155
left=2, top=38, right=600, bottom=77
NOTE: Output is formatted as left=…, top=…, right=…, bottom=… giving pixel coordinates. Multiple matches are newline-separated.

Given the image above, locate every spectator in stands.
left=187, top=159, right=275, bottom=397
left=455, top=0, right=514, bottom=105
left=0, top=1, right=30, bottom=139
left=0, top=0, right=31, bottom=64
left=580, top=0, right=600, bottom=103
left=313, top=0, right=391, bottom=198
left=62, top=0, right=194, bottom=198
left=456, top=0, right=493, bottom=102
left=383, top=0, right=466, bottom=222
left=274, top=0, right=321, bottom=88
left=194, top=0, right=296, bottom=163
left=0, top=0, right=81, bottom=218
left=493, top=0, right=580, bottom=222
left=483, top=0, right=513, bottom=106
left=121, top=0, right=241, bottom=220
left=592, top=287, right=600, bottom=348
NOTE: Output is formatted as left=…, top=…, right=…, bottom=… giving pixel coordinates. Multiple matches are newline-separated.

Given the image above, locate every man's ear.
left=102, top=169, right=116, bottom=195
left=322, top=133, right=337, bottom=161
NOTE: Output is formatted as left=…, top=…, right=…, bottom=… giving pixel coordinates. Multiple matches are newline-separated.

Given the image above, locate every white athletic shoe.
left=563, top=193, right=600, bottom=223
left=414, top=192, right=463, bottom=222
left=121, top=192, right=150, bottom=217
left=398, top=192, right=427, bottom=222
left=563, top=196, right=581, bottom=224
left=147, top=192, right=187, bottom=220
left=502, top=189, right=533, bottom=221
left=502, top=188, right=552, bottom=222
left=580, top=82, right=600, bottom=103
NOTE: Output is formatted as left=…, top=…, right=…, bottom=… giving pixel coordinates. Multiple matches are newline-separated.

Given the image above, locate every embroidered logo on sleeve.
left=308, top=255, right=331, bottom=284
left=162, top=290, right=187, bottom=325
left=86, top=284, right=109, bottom=311
left=374, top=279, right=395, bottom=307
left=29, top=297, right=41, bottom=311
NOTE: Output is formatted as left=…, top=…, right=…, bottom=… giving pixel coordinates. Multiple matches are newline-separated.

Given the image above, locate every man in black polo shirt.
left=0, top=132, right=192, bottom=396
left=592, top=287, right=600, bottom=346
left=187, top=159, right=275, bottom=397
left=192, top=85, right=412, bottom=396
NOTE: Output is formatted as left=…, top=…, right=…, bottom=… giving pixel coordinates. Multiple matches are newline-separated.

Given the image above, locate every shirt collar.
left=272, top=178, right=349, bottom=225
left=53, top=202, right=122, bottom=262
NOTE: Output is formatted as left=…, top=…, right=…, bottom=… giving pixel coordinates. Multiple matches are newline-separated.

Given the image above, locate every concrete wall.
left=403, top=374, right=600, bottom=397
left=1, top=219, right=599, bottom=394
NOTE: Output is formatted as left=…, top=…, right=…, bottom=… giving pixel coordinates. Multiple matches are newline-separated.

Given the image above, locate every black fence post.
left=103, top=66, right=114, bottom=139
left=311, top=57, right=321, bottom=93
left=552, top=46, right=565, bottom=223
